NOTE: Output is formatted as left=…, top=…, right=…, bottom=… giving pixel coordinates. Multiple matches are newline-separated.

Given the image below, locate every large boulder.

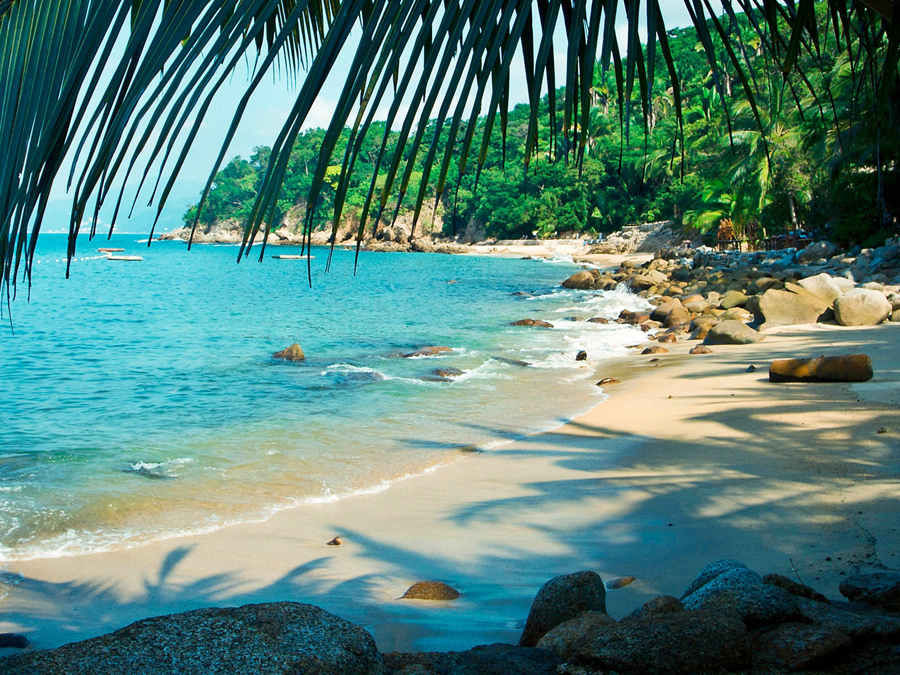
left=839, top=571, right=900, bottom=610
left=719, top=290, right=749, bottom=309
left=797, top=240, right=839, bottom=263
left=833, top=288, right=892, bottom=326
left=756, top=288, right=828, bottom=330
left=518, top=571, right=607, bottom=647
left=769, top=354, right=873, bottom=382
left=537, top=608, right=751, bottom=675
left=796, top=273, right=843, bottom=306
left=561, top=270, right=597, bottom=290
left=0, top=603, right=386, bottom=675
left=703, top=320, right=765, bottom=345
left=753, top=622, right=851, bottom=671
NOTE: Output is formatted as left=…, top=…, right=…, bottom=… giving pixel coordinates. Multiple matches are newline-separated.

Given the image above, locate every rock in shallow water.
left=401, top=581, right=460, bottom=601
left=0, top=603, right=385, bottom=675
left=272, top=343, right=305, bottom=361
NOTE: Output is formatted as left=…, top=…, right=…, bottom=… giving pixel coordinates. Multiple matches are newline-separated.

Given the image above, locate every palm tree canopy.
left=1, top=0, right=897, bottom=300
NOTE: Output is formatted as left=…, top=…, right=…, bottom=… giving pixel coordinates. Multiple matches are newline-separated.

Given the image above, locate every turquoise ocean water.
left=0, top=233, right=649, bottom=565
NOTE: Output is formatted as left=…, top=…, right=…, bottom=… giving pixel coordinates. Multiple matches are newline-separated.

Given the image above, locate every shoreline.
left=2, top=314, right=899, bottom=656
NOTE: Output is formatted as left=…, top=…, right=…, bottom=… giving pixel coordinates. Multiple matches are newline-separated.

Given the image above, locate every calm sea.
left=0, top=233, right=648, bottom=565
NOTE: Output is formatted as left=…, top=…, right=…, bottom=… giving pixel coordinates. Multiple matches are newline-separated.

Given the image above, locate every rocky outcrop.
left=1, top=603, right=386, bottom=675
left=518, top=571, right=607, bottom=648
left=586, top=221, right=680, bottom=255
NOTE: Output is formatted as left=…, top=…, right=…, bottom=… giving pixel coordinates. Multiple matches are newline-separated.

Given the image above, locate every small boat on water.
left=106, top=255, right=143, bottom=261
left=271, top=255, right=315, bottom=259
left=98, top=248, right=125, bottom=252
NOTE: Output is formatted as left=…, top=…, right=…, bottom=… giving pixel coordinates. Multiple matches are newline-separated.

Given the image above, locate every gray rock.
left=762, top=573, right=830, bottom=603
left=536, top=611, right=618, bottom=659
left=797, top=273, right=843, bottom=305
left=703, top=320, right=765, bottom=345
left=798, top=240, right=839, bottom=264
left=753, top=622, right=851, bottom=671
left=834, top=288, right=893, bottom=326
left=1, top=603, right=385, bottom=675
left=839, top=571, right=900, bottom=610
left=682, top=582, right=801, bottom=626
left=518, top=571, right=607, bottom=648
left=682, top=560, right=756, bottom=598
left=623, top=595, right=685, bottom=621
left=384, top=644, right=561, bottom=675
left=540, top=608, right=751, bottom=675
left=719, top=290, right=749, bottom=309
left=793, top=596, right=885, bottom=640
left=756, top=288, right=828, bottom=330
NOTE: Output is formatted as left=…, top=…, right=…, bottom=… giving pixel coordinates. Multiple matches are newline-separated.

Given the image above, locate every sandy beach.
left=2, top=284, right=900, bottom=658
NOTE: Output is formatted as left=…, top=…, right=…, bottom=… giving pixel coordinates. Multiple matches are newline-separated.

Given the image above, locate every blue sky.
left=46, top=0, right=715, bottom=235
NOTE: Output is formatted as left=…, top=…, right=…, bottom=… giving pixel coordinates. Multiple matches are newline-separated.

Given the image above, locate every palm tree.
left=1, top=0, right=898, bottom=300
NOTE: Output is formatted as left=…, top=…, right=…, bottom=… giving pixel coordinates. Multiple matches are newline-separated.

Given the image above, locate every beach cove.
left=2, top=239, right=900, bottom=672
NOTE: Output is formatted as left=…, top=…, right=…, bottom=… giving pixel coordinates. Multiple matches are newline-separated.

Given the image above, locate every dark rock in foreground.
left=518, top=571, right=607, bottom=648
left=0, top=603, right=385, bottom=675
left=384, top=643, right=560, bottom=675
left=840, top=571, right=900, bottom=611
left=540, top=607, right=752, bottom=675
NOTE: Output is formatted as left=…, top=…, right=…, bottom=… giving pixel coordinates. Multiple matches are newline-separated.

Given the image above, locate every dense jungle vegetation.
left=183, top=4, right=900, bottom=247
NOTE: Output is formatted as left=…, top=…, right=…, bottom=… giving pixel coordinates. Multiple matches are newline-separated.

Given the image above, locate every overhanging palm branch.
left=1, top=0, right=898, bottom=303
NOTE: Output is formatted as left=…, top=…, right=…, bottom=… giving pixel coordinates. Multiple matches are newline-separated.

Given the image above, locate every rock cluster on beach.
left=5, top=563, right=900, bottom=674
left=562, top=240, right=900, bottom=354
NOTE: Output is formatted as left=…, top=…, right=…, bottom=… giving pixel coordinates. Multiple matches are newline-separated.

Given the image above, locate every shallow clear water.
left=0, top=233, right=649, bottom=562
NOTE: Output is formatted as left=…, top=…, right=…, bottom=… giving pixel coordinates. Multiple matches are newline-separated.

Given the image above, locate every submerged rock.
left=403, top=346, right=453, bottom=358
left=510, top=319, right=554, bottom=328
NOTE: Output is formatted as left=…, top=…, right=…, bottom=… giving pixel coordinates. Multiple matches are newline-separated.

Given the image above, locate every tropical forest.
left=184, top=3, right=900, bottom=249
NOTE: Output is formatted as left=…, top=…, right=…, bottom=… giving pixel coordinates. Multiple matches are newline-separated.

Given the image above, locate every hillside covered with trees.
left=182, top=3, right=899, bottom=248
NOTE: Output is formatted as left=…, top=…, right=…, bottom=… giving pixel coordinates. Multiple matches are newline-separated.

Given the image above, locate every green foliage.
left=185, top=4, right=900, bottom=247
